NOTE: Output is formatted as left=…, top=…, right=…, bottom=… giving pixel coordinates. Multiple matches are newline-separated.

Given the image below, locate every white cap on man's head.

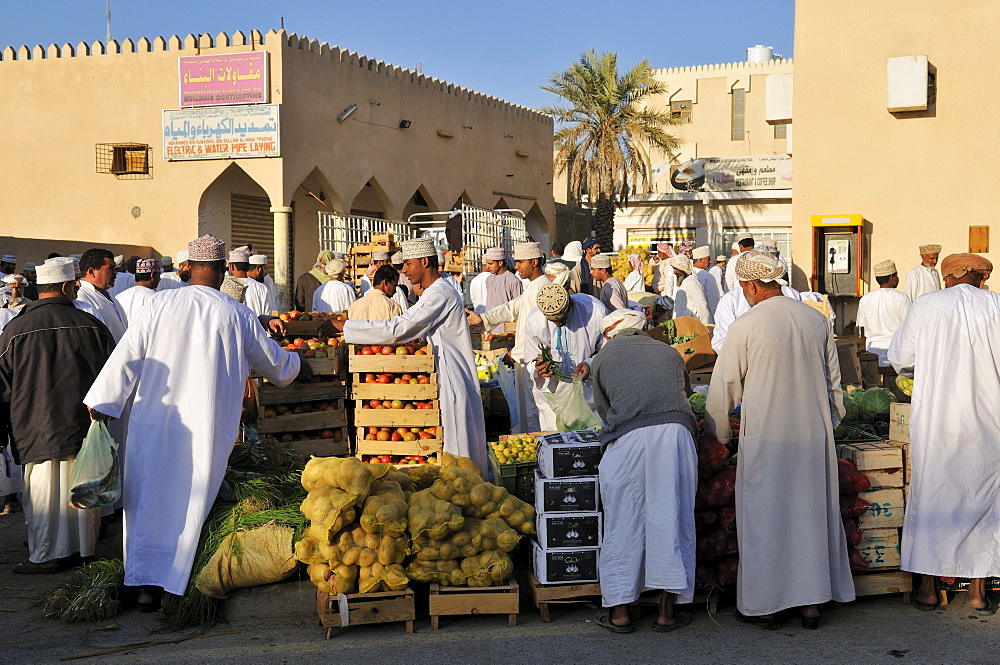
left=692, top=246, right=711, bottom=260
left=249, top=254, right=268, bottom=266
left=37, top=260, right=76, bottom=285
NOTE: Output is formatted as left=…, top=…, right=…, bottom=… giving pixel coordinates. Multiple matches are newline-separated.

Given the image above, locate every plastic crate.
left=488, top=446, right=537, bottom=504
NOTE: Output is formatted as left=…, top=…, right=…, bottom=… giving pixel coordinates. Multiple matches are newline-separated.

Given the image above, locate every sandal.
left=594, top=608, right=634, bottom=633
left=972, top=598, right=995, bottom=616
left=136, top=586, right=164, bottom=614
left=12, top=559, right=73, bottom=575
left=911, top=597, right=941, bottom=612
left=735, top=609, right=784, bottom=630
left=652, top=610, right=692, bottom=632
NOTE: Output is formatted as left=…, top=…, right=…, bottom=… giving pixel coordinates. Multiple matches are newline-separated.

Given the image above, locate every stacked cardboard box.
left=531, top=431, right=603, bottom=585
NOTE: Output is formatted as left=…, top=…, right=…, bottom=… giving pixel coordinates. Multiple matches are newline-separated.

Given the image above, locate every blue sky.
left=0, top=1, right=794, bottom=109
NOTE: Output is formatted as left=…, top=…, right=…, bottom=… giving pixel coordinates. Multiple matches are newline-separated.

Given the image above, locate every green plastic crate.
left=488, top=446, right=536, bottom=504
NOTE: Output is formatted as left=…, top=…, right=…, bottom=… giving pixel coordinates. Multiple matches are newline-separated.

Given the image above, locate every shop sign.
left=162, top=104, right=280, bottom=161
left=669, top=155, right=792, bottom=192
left=179, top=52, right=268, bottom=107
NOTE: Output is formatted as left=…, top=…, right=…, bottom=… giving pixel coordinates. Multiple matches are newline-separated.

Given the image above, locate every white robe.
left=481, top=275, right=550, bottom=433
left=904, top=264, right=941, bottom=301
left=157, top=271, right=187, bottom=291
left=725, top=251, right=750, bottom=292
left=83, top=286, right=300, bottom=594
left=108, top=272, right=135, bottom=298
left=709, top=264, right=727, bottom=295
left=856, top=288, right=911, bottom=367
left=312, top=280, right=357, bottom=314
left=888, top=284, right=1000, bottom=578
left=115, top=285, right=157, bottom=326
left=711, top=285, right=802, bottom=354
left=695, top=266, right=722, bottom=318
left=392, top=286, right=409, bottom=313
left=0, top=308, right=16, bottom=331
left=653, top=259, right=677, bottom=298
left=239, top=277, right=274, bottom=317
left=264, top=274, right=278, bottom=309
left=705, top=296, right=854, bottom=616
left=600, top=424, right=697, bottom=606
left=469, top=271, right=490, bottom=314
left=522, top=294, right=604, bottom=431
left=23, top=457, right=100, bottom=563
left=623, top=270, right=644, bottom=294
left=344, top=278, right=488, bottom=472
left=75, top=281, right=128, bottom=343
left=673, top=273, right=712, bottom=325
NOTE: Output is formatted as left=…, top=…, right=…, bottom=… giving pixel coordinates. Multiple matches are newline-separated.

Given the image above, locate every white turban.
left=600, top=309, right=646, bottom=339
left=668, top=256, right=693, bottom=274
left=325, top=258, right=347, bottom=276
left=562, top=241, right=583, bottom=263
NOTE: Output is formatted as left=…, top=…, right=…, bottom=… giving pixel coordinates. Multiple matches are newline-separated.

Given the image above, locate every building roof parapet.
left=0, top=27, right=552, bottom=124
left=653, top=58, right=793, bottom=76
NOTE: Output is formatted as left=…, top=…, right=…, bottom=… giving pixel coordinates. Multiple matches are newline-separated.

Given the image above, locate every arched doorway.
left=198, top=164, right=271, bottom=256
left=525, top=202, right=551, bottom=252
left=350, top=177, right=393, bottom=219
left=401, top=185, right=437, bottom=220
left=291, top=167, right=341, bottom=278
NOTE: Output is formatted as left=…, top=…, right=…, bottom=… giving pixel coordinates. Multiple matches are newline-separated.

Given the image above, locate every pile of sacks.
left=295, top=454, right=535, bottom=594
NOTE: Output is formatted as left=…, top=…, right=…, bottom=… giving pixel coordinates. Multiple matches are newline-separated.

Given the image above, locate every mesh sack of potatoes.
left=430, top=466, right=536, bottom=535
left=412, top=517, right=520, bottom=561
left=360, top=480, right=408, bottom=537
left=405, top=559, right=466, bottom=586
left=358, top=562, right=409, bottom=593
left=407, top=489, right=464, bottom=540
left=301, top=456, right=391, bottom=497
left=460, top=550, right=514, bottom=588
left=307, top=561, right=359, bottom=595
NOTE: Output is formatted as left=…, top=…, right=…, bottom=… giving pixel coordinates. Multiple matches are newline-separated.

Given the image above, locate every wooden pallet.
left=316, top=588, right=415, bottom=639
left=852, top=569, right=912, bottom=603
left=258, top=379, right=348, bottom=405
left=428, top=580, right=519, bottom=629
left=528, top=574, right=601, bottom=623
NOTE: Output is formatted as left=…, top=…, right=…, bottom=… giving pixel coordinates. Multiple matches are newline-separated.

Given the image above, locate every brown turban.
left=940, top=253, right=993, bottom=280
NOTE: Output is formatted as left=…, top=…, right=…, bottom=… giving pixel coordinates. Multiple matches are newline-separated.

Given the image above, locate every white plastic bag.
left=544, top=378, right=601, bottom=432
left=495, top=360, right=519, bottom=432
left=69, top=421, right=121, bottom=509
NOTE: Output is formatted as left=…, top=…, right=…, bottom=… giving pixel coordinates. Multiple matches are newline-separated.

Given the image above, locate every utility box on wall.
left=887, top=55, right=929, bottom=112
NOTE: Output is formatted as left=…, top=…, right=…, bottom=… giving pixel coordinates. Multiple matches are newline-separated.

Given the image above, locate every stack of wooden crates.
left=257, top=351, right=350, bottom=459
left=835, top=403, right=912, bottom=598
left=350, top=343, right=443, bottom=461
left=349, top=233, right=396, bottom=290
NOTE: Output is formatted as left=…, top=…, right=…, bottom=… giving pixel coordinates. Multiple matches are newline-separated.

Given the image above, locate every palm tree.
left=541, top=50, right=681, bottom=249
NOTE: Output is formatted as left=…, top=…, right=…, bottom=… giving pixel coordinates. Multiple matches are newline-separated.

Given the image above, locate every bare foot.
left=611, top=604, right=630, bottom=627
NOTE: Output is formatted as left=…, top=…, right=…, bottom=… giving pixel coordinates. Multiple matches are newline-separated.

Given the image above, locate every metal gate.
left=231, top=194, right=274, bottom=260
left=317, top=212, right=417, bottom=256
left=407, top=204, right=529, bottom=273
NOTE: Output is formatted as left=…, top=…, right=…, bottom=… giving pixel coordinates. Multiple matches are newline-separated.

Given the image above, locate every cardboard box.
left=689, top=367, right=713, bottom=387
left=836, top=441, right=903, bottom=471
left=647, top=317, right=716, bottom=371
left=536, top=512, right=602, bottom=549
left=534, top=471, right=600, bottom=514
left=537, top=431, right=603, bottom=478
left=889, top=403, right=910, bottom=443
left=858, top=488, right=905, bottom=529
left=857, top=527, right=900, bottom=569
left=532, top=541, right=600, bottom=585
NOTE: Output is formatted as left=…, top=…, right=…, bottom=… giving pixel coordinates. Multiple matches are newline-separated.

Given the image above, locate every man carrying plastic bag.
left=0, top=259, right=115, bottom=574
left=524, top=284, right=604, bottom=431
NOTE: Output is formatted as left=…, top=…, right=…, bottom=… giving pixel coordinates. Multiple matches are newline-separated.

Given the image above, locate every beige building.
left=555, top=51, right=794, bottom=257
left=0, top=29, right=554, bottom=306
left=792, top=1, right=999, bottom=306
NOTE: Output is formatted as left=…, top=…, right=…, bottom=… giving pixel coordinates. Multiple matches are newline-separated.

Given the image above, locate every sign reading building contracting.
left=669, top=155, right=792, bottom=192
left=162, top=105, right=280, bottom=160
left=179, top=52, right=268, bottom=107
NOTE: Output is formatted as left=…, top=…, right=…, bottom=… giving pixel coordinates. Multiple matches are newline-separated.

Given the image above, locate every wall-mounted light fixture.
left=399, top=120, right=412, bottom=129
left=337, top=104, right=357, bottom=122
left=503, top=133, right=514, bottom=139
left=437, top=130, right=455, bottom=138
left=369, top=98, right=381, bottom=106
left=515, top=150, right=530, bottom=158
left=463, top=125, right=473, bottom=129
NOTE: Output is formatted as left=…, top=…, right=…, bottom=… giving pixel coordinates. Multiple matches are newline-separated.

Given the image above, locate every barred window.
left=731, top=89, right=746, bottom=141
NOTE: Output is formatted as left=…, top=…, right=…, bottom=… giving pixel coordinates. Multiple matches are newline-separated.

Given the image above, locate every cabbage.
left=841, top=395, right=859, bottom=424
left=689, top=392, right=707, bottom=419
left=856, top=387, right=896, bottom=421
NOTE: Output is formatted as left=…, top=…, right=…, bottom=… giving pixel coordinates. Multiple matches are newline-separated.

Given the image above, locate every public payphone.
left=811, top=214, right=865, bottom=297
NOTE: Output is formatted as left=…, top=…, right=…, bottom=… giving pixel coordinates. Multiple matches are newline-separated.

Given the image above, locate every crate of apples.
left=356, top=344, right=430, bottom=356
left=363, top=454, right=433, bottom=465
left=362, top=373, right=433, bottom=385
left=361, top=400, right=436, bottom=410
left=262, top=401, right=342, bottom=418
left=277, top=310, right=346, bottom=322
left=278, top=337, right=340, bottom=357
left=363, top=426, right=437, bottom=441
left=277, top=428, right=343, bottom=443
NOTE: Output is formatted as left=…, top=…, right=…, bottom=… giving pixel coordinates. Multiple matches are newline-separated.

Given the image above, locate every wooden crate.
left=350, top=244, right=372, bottom=255
left=528, top=574, right=601, bottom=623
left=857, top=527, right=901, bottom=569
left=352, top=375, right=438, bottom=401
left=889, top=403, right=910, bottom=443
left=304, top=355, right=346, bottom=376
left=852, top=570, right=912, bottom=603
left=887, top=440, right=911, bottom=484
left=354, top=401, right=439, bottom=427
left=356, top=432, right=443, bottom=457
left=258, top=380, right=348, bottom=405
left=280, top=320, right=337, bottom=336
left=864, top=467, right=905, bottom=490
left=258, top=403, right=349, bottom=434
left=428, top=580, right=519, bottom=629
left=348, top=345, right=435, bottom=374
left=837, top=441, right=903, bottom=471
left=286, top=437, right=351, bottom=459
left=858, top=488, right=905, bottom=529
left=316, top=588, right=415, bottom=639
